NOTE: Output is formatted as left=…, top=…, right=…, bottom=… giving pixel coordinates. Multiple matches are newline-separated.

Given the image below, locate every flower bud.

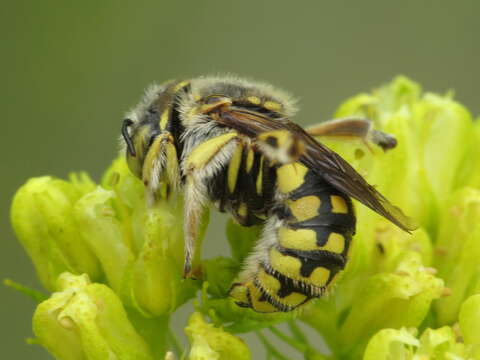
left=333, top=81, right=434, bottom=227
left=335, top=75, right=421, bottom=127
left=11, top=176, right=100, bottom=291
left=304, top=253, right=443, bottom=358
left=456, top=117, right=480, bottom=189
left=307, top=252, right=443, bottom=358
left=33, top=272, right=153, bottom=360
left=412, top=93, right=473, bottom=225
left=333, top=76, right=474, bottom=230
left=364, top=326, right=472, bottom=360
left=319, top=222, right=433, bottom=334
left=128, top=198, right=199, bottom=316
left=185, top=312, right=251, bottom=360
left=73, top=187, right=133, bottom=296
left=370, top=223, right=433, bottom=273
left=100, top=156, right=145, bottom=210
left=363, top=327, right=419, bottom=360
left=459, top=294, right=480, bottom=358
left=74, top=157, right=200, bottom=316
left=434, top=187, right=480, bottom=325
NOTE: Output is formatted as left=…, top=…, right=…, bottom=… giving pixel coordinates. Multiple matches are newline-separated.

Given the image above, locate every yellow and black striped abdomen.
left=231, top=162, right=356, bottom=312
left=277, top=164, right=355, bottom=263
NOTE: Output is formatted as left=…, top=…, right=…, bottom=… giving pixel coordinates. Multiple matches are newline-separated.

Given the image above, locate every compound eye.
left=121, top=118, right=136, bottom=156
left=146, top=106, right=160, bottom=123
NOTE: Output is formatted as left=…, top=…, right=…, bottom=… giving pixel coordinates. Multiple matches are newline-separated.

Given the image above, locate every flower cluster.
left=9, top=77, right=480, bottom=359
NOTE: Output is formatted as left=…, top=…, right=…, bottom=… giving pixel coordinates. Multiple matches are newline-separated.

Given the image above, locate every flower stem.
left=287, top=320, right=308, bottom=344
left=167, top=327, right=183, bottom=357
left=269, top=326, right=330, bottom=360
left=4, top=278, right=47, bottom=303
left=256, top=331, right=290, bottom=360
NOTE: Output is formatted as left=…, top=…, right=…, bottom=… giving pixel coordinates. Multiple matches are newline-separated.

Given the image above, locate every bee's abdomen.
left=252, top=162, right=356, bottom=311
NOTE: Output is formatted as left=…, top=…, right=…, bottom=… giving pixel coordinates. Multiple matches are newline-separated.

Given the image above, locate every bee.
left=121, top=75, right=416, bottom=313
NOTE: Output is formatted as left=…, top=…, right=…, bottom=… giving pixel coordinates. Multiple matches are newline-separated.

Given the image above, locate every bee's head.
left=121, top=83, right=172, bottom=178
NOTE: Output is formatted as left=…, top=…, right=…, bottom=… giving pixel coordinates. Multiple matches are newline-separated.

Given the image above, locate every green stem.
left=127, top=309, right=170, bottom=360
left=301, top=303, right=340, bottom=357
left=287, top=320, right=308, bottom=344
left=269, top=326, right=308, bottom=353
left=3, top=278, right=47, bottom=303
left=256, top=331, right=289, bottom=360
left=269, top=326, right=330, bottom=360
left=167, top=327, right=183, bottom=357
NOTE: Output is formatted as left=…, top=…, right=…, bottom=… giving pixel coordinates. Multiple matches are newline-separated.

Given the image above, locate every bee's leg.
left=141, top=132, right=180, bottom=205
left=306, top=117, right=397, bottom=151
left=255, top=129, right=305, bottom=164
left=182, top=132, right=239, bottom=278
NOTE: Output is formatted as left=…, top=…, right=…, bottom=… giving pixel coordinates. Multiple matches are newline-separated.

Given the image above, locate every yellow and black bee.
left=121, top=75, right=416, bottom=313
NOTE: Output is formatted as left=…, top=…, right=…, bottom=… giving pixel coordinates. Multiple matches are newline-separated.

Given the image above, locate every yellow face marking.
left=228, top=144, right=242, bottom=193
left=287, top=196, right=321, bottom=222
left=186, top=133, right=237, bottom=171
left=331, top=195, right=349, bottom=214
left=256, top=156, right=264, bottom=194
left=309, top=267, right=330, bottom=287
left=321, top=233, right=345, bottom=254
left=264, top=100, right=282, bottom=112
left=269, top=248, right=302, bottom=279
left=277, top=162, right=309, bottom=193
left=247, top=96, right=261, bottom=105
left=257, top=268, right=281, bottom=293
left=159, top=108, right=170, bottom=130
left=237, top=203, right=247, bottom=217
left=279, top=227, right=318, bottom=251
left=246, top=148, right=255, bottom=172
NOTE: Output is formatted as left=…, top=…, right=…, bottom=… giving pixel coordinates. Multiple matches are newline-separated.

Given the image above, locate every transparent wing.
left=216, top=107, right=417, bottom=232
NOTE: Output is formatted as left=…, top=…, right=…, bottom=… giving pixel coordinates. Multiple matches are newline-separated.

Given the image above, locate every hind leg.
left=306, top=117, right=397, bottom=151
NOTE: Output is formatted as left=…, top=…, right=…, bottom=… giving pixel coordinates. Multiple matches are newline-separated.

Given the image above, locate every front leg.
left=142, top=132, right=180, bottom=205
left=182, top=131, right=239, bottom=277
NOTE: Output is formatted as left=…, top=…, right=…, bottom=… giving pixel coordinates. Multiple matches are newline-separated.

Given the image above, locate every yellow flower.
left=33, top=272, right=153, bottom=360
left=185, top=312, right=251, bottom=360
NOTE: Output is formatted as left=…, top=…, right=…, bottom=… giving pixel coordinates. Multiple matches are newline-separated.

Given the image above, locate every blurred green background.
left=1, top=1, right=478, bottom=358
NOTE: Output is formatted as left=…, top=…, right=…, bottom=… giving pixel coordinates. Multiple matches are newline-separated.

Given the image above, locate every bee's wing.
left=217, top=108, right=417, bottom=232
